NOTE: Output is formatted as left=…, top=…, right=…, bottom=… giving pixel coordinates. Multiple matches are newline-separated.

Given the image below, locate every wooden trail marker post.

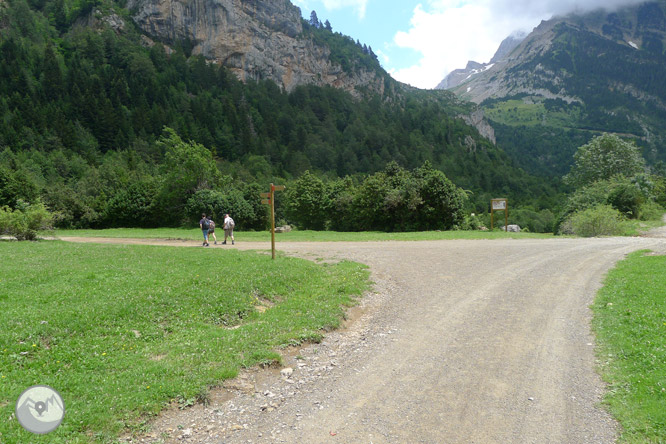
left=261, top=183, right=285, bottom=259
left=491, top=198, right=508, bottom=232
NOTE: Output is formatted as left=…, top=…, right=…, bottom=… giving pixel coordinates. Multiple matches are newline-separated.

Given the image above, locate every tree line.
left=1, top=128, right=472, bottom=232
left=0, top=0, right=570, bottom=234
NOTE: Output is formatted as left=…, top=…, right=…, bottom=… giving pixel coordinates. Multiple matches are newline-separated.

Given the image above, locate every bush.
left=559, top=204, right=625, bottom=237
left=607, top=181, right=644, bottom=218
left=460, top=213, right=483, bottom=231
left=414, top=162, right=467, bottom=231
left=0, top=201, right=53, bottom=240
left=637, top=201, right=664, bottom=221
left=103, top=180, right=158, bottom=228
left=185, top=189, right=255, bottom=229
left=555, top=176, right=651, bottom=232
left=0, top=166, right=39, bottom=208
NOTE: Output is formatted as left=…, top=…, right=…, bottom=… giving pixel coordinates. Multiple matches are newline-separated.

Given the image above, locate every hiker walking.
left=199, top=213, right=210, bottom=247
left=208, top=218, right=218, bottom=245
left=223, top=213, right=235, bottom=245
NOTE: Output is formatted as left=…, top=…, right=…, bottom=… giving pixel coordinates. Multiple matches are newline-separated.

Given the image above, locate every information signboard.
left=491, top=198, right=508, bottom=231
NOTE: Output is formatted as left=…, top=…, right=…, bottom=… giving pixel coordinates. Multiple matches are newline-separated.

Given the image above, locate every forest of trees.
left=0, top=0, right=579, bottom=233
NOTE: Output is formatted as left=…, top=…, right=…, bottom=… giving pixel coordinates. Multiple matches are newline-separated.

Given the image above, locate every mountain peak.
left=435, top=31, right=526, bottom=90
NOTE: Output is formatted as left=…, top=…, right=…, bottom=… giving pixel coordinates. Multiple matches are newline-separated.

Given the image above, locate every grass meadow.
left=593, top=251, right=666, bottom=443
left=0, top=241, right=370, bottom=443
left=51, top=227, right=554, bottom=242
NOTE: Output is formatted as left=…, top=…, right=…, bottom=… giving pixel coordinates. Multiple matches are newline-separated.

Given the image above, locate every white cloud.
left=391, top=0, right=650, bottom=89
left=291, top=0, right=309, bottom=10
left=374, top=48, right=390, bottom=66
left=291, top=0, right=368, bottom=19
left=321, top=0, right=369, bottom=19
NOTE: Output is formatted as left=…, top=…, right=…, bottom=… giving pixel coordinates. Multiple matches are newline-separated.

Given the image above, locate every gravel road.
left=62, top=235, right=666, bottom=443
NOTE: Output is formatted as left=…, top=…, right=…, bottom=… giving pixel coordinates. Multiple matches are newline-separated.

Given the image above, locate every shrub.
left=0, top=166, right=39, bottom=208
left=185, top=189, right=255, bottom=229
left=607, top=181, right=644, bottom=218
left=559, top=204, right=625, bottom=237
left=637, top=201, right=664, bottom=221
left=460, top=213, right=483, bottom=231
left=103, top=180, right=158, bottom=228
left=0, top=201, right=53, bottom=240
left=556, top=176, right=651, bottom=232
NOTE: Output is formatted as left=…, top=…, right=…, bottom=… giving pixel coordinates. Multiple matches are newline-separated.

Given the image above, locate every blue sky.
left=291, top=0, right=649, bottom=89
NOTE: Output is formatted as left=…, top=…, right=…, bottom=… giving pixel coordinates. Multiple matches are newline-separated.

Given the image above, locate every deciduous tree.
left=564, top=133, right=646, bottom=188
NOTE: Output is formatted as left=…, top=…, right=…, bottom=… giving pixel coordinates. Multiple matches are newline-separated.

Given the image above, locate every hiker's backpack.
left=202, top=218, right=210, bottom=230
left=228, top=218, right=235, bottom=229
left=209, top=220, right=215, bottom=230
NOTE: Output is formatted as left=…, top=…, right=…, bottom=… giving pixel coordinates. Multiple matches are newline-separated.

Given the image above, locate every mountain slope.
left=440, top=1, right=666, bottom=176
left=0, top=0, right=561, bottom=228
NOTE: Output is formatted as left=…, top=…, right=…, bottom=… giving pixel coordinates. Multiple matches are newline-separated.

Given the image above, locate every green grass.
left=484, top=98, right=582, bottom=128
left=50, top=227, right=554, bottom=241
left=0, top=241, right=370, bottom=443
left=592, top=251, right=666, bottom=443
left=620, top=218, right=666, bottom=237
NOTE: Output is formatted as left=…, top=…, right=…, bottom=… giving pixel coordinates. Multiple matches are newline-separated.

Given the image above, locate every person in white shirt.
left=223, top=213, right=235, bottom=245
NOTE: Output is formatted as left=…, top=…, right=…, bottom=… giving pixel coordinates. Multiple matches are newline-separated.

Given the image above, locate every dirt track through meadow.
left=62, top=235, right=666, bottom=443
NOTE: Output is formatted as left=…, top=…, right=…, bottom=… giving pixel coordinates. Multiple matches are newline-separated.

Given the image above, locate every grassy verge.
left=620, top=218, right=666, bottom=237
left=0, top=241, right=370, bottom=443
left=50, top=228, right=554, bottom=241
left=592, top=251, right=666, bottom=443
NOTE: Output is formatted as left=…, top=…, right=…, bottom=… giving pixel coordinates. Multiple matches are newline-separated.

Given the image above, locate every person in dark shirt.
left=199, top=213, right=210, bottom=247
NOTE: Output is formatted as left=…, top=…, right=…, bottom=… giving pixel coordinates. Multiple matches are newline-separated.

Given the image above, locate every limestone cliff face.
left=126, top=0, right=385, bottom=96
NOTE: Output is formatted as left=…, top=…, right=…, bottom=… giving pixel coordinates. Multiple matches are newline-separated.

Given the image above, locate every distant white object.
left=500, top=225, right=521, bottom=232
left=628, top=41, right=639, bottom=49
left=275, top=225, right=292, bottom=233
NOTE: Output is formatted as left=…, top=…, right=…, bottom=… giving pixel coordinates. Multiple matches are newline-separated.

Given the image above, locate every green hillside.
left=0, top=0, right=561, bottom=229
left=478, top=4, right=666, bottom=177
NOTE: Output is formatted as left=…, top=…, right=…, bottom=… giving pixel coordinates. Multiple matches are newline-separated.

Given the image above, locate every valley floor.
left=60, top=234, right=666, bottom=443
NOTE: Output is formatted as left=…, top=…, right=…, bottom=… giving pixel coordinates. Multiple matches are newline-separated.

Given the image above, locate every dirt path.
left=62, top=235, right=666, bottom=443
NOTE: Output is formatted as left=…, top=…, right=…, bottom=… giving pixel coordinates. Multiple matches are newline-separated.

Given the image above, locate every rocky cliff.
left=126, top=0, right=385, bottom=96
left=435, top=32, right=526, bottom=91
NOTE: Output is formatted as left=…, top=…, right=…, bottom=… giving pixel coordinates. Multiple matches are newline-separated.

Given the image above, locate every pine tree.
left=309, top=11, right=319, bottom=28
left=41, top=43, right=63, bottom=101
left=53, top=0, right=68, bottom=32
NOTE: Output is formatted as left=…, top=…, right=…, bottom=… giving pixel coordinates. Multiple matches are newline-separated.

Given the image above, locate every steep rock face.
left=444, top=2, right=666, bottom=105
left=126, top=0, right=385, bottom=96
left=460, top=109, right=496, bottom=144
left=435, top=32, right=525, bottom=91
left=436, top=61, right=486, bottom=90
left=489, top=31, right=527, bottom=64
left=446, top=19, right=582, bottom=104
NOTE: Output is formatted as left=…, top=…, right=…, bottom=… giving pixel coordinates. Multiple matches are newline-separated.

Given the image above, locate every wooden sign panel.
left=492, top=199, right=507, bottom=210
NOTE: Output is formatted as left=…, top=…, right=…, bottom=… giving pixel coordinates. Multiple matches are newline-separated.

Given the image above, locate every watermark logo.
left=15, top=385, right=65, bottom=434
